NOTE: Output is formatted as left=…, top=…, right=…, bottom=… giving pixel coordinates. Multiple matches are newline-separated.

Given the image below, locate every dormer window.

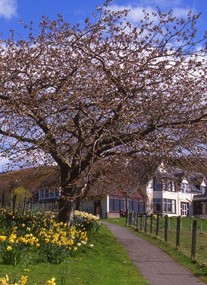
left=200, top=180, right=206, bottom=195
left=181, top=178, right=190, bottom=193
left=167, top=181, right=174, bottom=191
left=154, top=180, right=162, bottom=191
left=153, top=179, right=175, bottom=191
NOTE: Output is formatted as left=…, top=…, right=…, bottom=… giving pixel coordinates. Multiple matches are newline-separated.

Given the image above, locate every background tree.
left=12, top=186, right=32, bottom=214
left=0, top=166, right=59, bottom=212
left=0, top=3, right=207, bottom=222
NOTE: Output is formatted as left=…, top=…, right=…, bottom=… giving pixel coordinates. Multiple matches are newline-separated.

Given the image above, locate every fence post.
left=126, top=209, right=129, bottom=225
left=140, top=215, right=143, bottom=231
left=135, top=213, right=139, bottom=230
left=191, top=220, right=197, bottom=261
left=133, top=211, right=137, bottom=226
left=176, top=216, right=181, bottom=248
left=144, top=215, right=147, bottom=233
left=200, top=219, right=203, bottom=233
left=156, top=214, right=159, bottom=236
left=150, top=214, right=153, bottom=234
left=164, top=215, right=168, bottom=242
left=129, top=211, right=133, bottom=225
left=132, top=211, right=136, bottom=226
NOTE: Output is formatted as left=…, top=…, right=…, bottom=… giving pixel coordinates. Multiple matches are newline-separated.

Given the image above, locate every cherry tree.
left=0, top=2, right=207, bottom=222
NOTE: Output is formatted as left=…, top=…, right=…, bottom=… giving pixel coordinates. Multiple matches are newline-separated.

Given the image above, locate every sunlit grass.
left=108, top=217, right=207, bottom=283
left=0, top=224, right=149, bottom=285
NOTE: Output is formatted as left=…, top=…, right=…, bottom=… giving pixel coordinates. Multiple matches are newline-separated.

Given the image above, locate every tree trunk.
left=58, top=196, right=74, bottom=224
left=22, top=196, right=27, bottom=216
left=1, top=193, right=5, bottom=208
left=75, top=196, right=82, bottom=210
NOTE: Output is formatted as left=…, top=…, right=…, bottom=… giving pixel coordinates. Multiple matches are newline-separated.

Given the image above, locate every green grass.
left=143, top=216, right=207, bottom=266
left=0, top=224, right=149, bottom=285
left=108, top=217, right=207, bottom=283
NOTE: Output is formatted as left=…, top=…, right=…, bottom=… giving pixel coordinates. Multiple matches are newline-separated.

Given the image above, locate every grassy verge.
left=0, top=224, right=149, bottom=285
left=108, top=217, right=207, bottom=283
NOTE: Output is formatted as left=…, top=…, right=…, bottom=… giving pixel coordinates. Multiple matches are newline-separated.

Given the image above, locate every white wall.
left=145, top=179, right=154, bottom=214
left=145, top=177, right=197, bottom=217
left=81, top=197, right=108, bottom=218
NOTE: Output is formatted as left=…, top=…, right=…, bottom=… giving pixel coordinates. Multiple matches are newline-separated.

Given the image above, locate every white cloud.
left=173, top=7, right=192, bottom=18
left=109, top=2, right=195, bottom=23
left=0, top=0, right=17, bottom=20
left=109, top=4, right=156, bottom=22
left=136, top=0, right=183, bottom=8
left=0, top=156, right=11, bottom=172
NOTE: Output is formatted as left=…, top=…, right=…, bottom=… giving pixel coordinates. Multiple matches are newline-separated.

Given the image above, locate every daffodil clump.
left=73, top=210, right=101, bottom=233
left=0, top=227, right=40, bottom=266
left=0, top=209, right=93, bottom=265
left=0, top=275, right=28, bottom=285
left=38, top=223, right=88, bottom=263
left=0, top=275, right=56, bottom=285
left=0, top=209, right=56, bottom=235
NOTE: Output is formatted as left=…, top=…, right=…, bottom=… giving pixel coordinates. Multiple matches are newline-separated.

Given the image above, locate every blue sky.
left=0, top=0, right=206, bottom=39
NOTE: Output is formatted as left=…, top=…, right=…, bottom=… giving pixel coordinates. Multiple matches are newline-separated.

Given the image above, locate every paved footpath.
left=103, top=222, right=207, bottom=285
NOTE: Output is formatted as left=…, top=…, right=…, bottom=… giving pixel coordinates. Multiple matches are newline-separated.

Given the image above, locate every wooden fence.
left=126, top=211, right=207, bottom=263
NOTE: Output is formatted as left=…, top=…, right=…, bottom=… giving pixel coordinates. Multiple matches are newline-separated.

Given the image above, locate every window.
left=128, top=200, right=134, bottom=211
left=154, top=198, right=176, bottom=214
left=49, top=189, right=55, bottom=198
left=181, top=182, right=190, bottom=193
left=39, top=188, right=58, bottom=200
left=55, top=189, right=60, bottom=197
left=153, top=180, right=162, bottom=191
left=154, top=198, right=162, bottom=212
left=163, top=199, right=167, bottom=212
left=172, top=200, right=176, bottom=213
left=154, top=179, right=174, bottom=192
left=120, top=199, right=125, bottom=210
left=109, top=196, right=144, bottom=213
left=181, top=202, right=189, bottom=216
left=167, top=200, right=172, bottom=212
left=39, top=189, right=44, bottom=199
left=165, top=199, right=176, bottom=213
left=138, top=202, right=145, bottom=213
left=45, top=189, right=49, bottom=198
left=133, top=202, right=139, bottom=212
left=167, top=181, right=174, bottom=192
left=109, top=196, right=120, bottom=212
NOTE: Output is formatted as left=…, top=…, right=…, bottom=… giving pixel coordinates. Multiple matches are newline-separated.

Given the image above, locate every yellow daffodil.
left=0, top=235, right=6, bottom=242
left=45, top=277, right=56, bottom=285
left=6, top=246, right=12, bottom=251
left=20, top=276, right=28, bottom=285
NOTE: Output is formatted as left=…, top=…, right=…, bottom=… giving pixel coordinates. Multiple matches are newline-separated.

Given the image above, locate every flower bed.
left=0, top=275, right=56, bottom=285
left=0, top=209, right=100, bottom=265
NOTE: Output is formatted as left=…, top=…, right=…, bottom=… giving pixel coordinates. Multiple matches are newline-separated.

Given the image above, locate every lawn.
left=0, top=223, right=149, bottom=285
left=147, top=216, right=207, bottom=266
left=110, top=216, right=207, bottom=283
